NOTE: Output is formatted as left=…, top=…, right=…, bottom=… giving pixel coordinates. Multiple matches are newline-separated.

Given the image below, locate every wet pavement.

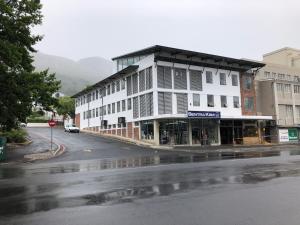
left=2, top=147, right=300, bottom=224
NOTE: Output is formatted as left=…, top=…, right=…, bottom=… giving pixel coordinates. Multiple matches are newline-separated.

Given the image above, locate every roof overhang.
left=72, top=65, right=139, bottom=98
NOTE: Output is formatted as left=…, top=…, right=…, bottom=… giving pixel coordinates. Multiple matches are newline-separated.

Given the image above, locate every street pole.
left=50, top=126, right=53, bottom=151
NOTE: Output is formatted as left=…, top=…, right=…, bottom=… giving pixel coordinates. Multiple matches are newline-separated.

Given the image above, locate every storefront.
left=278, top=128, right=299, bottom=143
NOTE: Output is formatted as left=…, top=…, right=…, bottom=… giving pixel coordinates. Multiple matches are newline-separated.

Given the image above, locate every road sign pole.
left=51, top=126, right=53, bottom=151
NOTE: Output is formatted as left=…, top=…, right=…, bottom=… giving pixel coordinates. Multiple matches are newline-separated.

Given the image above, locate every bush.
left=0, top=129, right=27, bottom=143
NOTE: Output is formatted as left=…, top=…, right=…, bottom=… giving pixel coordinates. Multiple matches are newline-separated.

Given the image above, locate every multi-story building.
left=256, top=47, right=300, bottom=143
left=73, top=45, right=272, bottom=146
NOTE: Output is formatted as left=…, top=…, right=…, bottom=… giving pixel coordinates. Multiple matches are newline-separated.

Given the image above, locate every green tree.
left=0, top=0, right=61, bottom=131
left=56, top=96, right=75, bottom=120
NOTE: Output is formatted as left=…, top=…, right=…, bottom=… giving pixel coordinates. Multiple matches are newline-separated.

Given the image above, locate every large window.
left=157, top=66, right=172, bottom=89
left=116, top=80, right=120, bottom=92
left=231, top=74, right=238, bottom=86
left=127, top=98, right=132, bottom=110
left=159, top=119, right=189, bottom=145
left=206, top=71, right=213, bottom=84
left=193, top=94, right=200, bottom=106
left=122, top=100, right=126, bottom=111
left=294, top=85, right=300, bottom=94
left=190, top=70, right=202, bottom=91
left=112, top=82, right=115, bottom=94
left=145, top=66, right=153, bottom=90
left=174, top=68, right=187, bottom=90
left=107, top=85, right=111, bottom=95
left=244, top=97, right=254, bottom=112
left=133, top=97, right=139, bottom=118
left=112, top=103, right=115, bottom=114
left=140, top=93, right=153, bottom=117
left=176, top=93, right=188, bottom=114
left=126, top=76, right=132, bottom=96
left=117, top=101, right=120, bottom=113
left=243, top=76, right=253, bottom=90
left=132, top=73, right=138, bottom=94
left=158, top=92, right=172, bottom=114
left=207, top=95, right=214, bottom=107
left=221, top=96, right=227, bottom=107
left=121, top=78, right=126, bottom=90
left=108, top=104, right=111, bottom=114
left=220, top=73, right=226, bottom=85
left=139, top=70, right=145, bottom=92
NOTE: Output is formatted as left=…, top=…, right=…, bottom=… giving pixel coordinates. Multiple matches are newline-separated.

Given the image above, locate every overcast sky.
left=34, top=0, right=300, bottom=61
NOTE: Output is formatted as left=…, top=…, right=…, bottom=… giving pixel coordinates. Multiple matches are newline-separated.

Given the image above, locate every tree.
left=0, top=0, right=61, bottom=131
left=56, top=96, right=75, bottom=120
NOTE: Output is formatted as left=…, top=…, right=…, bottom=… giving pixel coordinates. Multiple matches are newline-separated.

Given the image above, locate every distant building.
left=73, top=45, right=272, bottom=146
left=256, top=47, right=300, bottom=143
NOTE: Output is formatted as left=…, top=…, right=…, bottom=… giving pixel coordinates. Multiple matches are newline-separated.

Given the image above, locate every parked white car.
left=64, top=124, right=80, bottom=133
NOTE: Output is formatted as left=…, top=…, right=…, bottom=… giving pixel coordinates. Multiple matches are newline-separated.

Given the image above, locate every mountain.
left=32, top=52, right=113, bottom=96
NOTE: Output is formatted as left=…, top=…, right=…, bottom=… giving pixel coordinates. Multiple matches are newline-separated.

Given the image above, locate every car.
left=64, top=124, right=80, bottom=133
left=19, top=122, right=27, bottom=127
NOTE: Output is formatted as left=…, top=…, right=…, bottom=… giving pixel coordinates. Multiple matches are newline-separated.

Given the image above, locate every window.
left=278, top=74, right=285, bottom=80
left=174, top=68, right=187, bottom=90
left=296, top=106, right=300, bottom=119
left=272, top=72, right=277, bottom=79
left=207, top=95, right=214, bottom=107
left=145, top=66, right=153, bottom=90
left=116, top=80, right=120, bottom=92
left=117, top=101, right=120, bottom=113
left=92, top=92, right=95, bottom=101
left=244, top=97, right=254, bottom=112
left=140, top=93, right=153, bottom=117
left=122, top=100, right=126, bottom=111
left=96, top=108, right=99, bottom=117
left=112, top=82, right=115, bottom=94
left=140, top=94, right=146, bottom=117
left=277, top=83, right=284, bottom=92
left=157, top=66, right=172, bottom=89
left=176, top=93, right=188, bottom=114
left=103, top=105, right=106, bottom=115
left=158, top=92, right=172, bottom=114
left=96, top=90, right=99, bottom=100
left=133, top=97, right=139, bottom=118
left=243, top=76, right=252, bottom=90
left=264, top=71, right=271, bottom=78
left=132, top=73, right=138, bottom=94
left=121, top=78, right=126, bottom=90
left=127, top=76, right=132, bottom=96
left=139, top=70, right=145, bottom=92
left=221, top=96, right=227, bottom=108
left=193, top=94, right=200, bottom=106
left=127, top=98, right=132, bottom=110
left=92, top=109, right=95, bottom=118
left=232, top=74, right=238, bottom=86
left=206, top=71, right=213, bottom=84
left=220, top=73, right=226, bottom=85
left=233, top=96, right=240, bottom=108
left=107, top=85, right=111, bottom=95
left=108, top=104, right=111, bottom=114
left=286, top=105, right=293, bottom=117
left=112, top=103, right=115, bottom=114
left=285, top=84, right=291, bottom=93
left=141, top=120, right=154, bottom=140
left=190, top=70, right=202, bottom=91
left=294, top=85, right=300, bottom=94
left=100, top=88, right=106, bottom=97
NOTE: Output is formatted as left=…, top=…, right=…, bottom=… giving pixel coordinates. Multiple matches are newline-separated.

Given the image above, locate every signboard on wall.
left=187, top=111, right=221, bottom=118
left=279, top=129, right=289, bottom=142
left=288, top=128, right=298, bottom=141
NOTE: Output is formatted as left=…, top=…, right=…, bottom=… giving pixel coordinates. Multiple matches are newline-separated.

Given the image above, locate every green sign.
left=288, top=128, right=298, bottom=141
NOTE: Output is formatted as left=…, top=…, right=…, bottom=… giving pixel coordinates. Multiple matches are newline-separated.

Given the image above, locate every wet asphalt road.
left=1, top=128, right=300, bottom=225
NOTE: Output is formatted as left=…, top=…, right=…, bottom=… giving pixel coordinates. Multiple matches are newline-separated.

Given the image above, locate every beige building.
left=256, top=47, right=300, bottom=143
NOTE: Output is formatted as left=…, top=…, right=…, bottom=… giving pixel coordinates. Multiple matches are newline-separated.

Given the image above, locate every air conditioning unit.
left=223, top=103, right=228, bottom=108
left=208, top=103, right=214, bottom=107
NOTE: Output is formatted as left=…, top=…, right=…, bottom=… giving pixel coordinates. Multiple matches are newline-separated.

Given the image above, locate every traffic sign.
left=48, top=119, right=56, bottom=127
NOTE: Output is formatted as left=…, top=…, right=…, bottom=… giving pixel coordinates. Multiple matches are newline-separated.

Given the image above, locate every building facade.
left=74, top=46, right=272, bottom=146
left=256, top=47, right=300, bottom=143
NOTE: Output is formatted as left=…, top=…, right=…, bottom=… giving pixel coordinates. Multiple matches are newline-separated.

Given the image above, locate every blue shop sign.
left=187, top=111, right=221, bottom=118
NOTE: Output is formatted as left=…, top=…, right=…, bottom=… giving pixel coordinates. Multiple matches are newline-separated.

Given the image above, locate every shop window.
left=221, top=96, right=227, bottom=108
left=244, top=97, right=254, bottom=112
left=193, top=94, right=200, bottom=106
left=206, top=71, right=213, bottom=84
left=127, top=98, right=132, bottom=110
left=176, top=93, right=188, bottom=114
left=190, top=70, right=202, bottom=91
left=157, top=66, right=172, bottom=89
left=158, top=92, right=172, bottom=114
left=159, top=119, right=189, bottom=145
left=174, top=68, right=187, bottom=90
left=207, top=95, right=214, bottom=107
left=191, top=119, right=219, bottom=145
left=220, top=73, right=226, bottom=85
left=141, top=120, right=154, bottom=140
left=233, top=96, right=240, bottom=108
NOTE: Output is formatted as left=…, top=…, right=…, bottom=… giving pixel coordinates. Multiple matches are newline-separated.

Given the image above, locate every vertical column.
left=153, top=120, right=160, bottom=146
left=188, top=119, right=192, bottom=145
